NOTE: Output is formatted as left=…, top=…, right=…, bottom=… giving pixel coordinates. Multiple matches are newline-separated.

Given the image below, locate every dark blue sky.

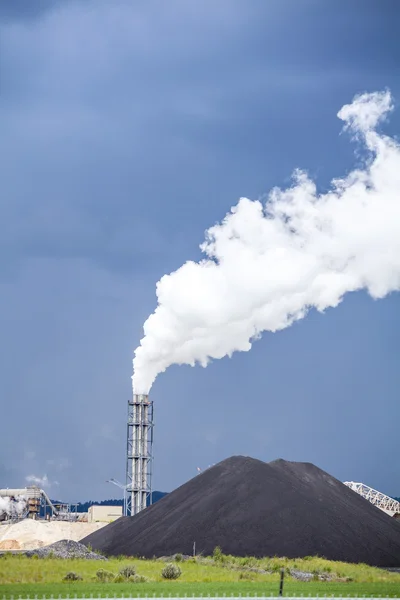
left=0, top=0, right=399, bottom=501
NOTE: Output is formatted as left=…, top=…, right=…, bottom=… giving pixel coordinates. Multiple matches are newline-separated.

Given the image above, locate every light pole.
left=105, top=478, right=128, bottom=517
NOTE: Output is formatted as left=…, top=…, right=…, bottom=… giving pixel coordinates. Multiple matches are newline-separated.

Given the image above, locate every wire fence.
left=1, top=595, right=399, bottom=599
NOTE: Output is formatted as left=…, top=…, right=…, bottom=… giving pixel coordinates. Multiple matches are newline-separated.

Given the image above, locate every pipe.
left=0, top=488, right=42, bottom=498
left=40, top=489, right=59, bottom=516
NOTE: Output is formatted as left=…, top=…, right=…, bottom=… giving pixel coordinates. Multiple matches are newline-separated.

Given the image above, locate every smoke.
left=132, top=90, right=400, bottom=394
left=26, top=474, right=58, bottom=488
left=0, top=496, right=27, bottom=518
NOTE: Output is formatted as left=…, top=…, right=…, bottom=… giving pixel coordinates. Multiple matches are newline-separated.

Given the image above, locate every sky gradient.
left=0, top=0, right=399, bottom=502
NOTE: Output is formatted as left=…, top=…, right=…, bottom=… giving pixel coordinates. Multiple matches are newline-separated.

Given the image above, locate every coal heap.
left=83, top=456, right=400, bottom=566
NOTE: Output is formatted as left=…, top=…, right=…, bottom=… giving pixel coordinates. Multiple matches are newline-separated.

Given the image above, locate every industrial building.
left=0, top=487, right=83, bottom=523
left=87, top=505, right=123, bottom=523
left=0, top=487, right=59, bottom=521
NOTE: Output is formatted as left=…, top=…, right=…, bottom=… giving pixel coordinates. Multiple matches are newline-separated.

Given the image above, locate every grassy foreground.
left=0, top=553, right=399, bottom=597
left=1, top=581, right=400, bottom=597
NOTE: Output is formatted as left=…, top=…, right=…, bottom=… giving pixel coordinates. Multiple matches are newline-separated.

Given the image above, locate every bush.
left=271, top=562, right=285, bottom=573
left=175, top=553, right=183, bottom=562
left=113, top=574, right=126, bottom=583
left=161, top=563, right=182, bottom=580
left=96, top=568, right=115, bottom=582
left=63, top=571, right=82, bottom=581
left=129, top=574, right=149, bottom=583
left=240, top=556, right=257, bottom=567
left=119, top=565, right=136, bottom=578
left=212, top=546, right=223, bottom=561
left=239, top=572, right=254, bottom=580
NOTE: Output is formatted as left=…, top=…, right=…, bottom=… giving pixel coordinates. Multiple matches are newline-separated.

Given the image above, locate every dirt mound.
left=0, top=519, right=106, bottom=550
left=0, top=539, right=20, bottom=550
left=83, top=456, right=400, bottom=567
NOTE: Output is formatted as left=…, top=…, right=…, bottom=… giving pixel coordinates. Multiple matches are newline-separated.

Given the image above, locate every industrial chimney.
left=126, top=394, right=154, bottom=516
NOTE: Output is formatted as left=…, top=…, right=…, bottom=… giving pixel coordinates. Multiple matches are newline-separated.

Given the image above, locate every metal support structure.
left=126, top=394, right=154, bottom=516
left=344, top=481, right=400, bottom=517
left=106, top=478, right=128, bottom=516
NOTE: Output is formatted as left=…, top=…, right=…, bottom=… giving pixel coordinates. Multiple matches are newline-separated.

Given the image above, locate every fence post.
left=279, top=567, right=285, bottom=597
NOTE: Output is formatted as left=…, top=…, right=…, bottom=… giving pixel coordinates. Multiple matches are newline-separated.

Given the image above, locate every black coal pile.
left=82, top=456, right=400, bottom=566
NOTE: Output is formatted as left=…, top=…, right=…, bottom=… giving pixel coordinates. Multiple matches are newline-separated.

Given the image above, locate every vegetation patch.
left=161, top=562, right=182, bottom=579
left=62, top=571, right=82, bottom=582
left=0, top=549, right=399, bottom=598
left=118, top=564, right=136, bottom=578
left=95, top=568, right=115, bottom=583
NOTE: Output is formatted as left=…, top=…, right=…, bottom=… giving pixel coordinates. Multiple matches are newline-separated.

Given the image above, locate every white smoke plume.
left=25, top=474, right=57, bottom=488
left=132, top=90, right=400, bottom=394
left=0, top=496, right=27, bottom=518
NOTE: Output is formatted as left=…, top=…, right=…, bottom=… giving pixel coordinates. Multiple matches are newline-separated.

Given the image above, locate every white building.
left=87, top=505, right=123, bottom=523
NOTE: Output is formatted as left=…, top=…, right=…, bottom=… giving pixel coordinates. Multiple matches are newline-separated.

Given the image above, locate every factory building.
left=87, top=505, right=123, bottom=523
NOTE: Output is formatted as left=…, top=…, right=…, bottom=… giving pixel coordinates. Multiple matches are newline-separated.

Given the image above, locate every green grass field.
left=0, top=552, right=399, bottom=598
left=1, top=581, right=400, bottom=598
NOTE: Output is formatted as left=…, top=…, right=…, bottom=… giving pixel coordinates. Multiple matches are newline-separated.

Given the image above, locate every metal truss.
left=126, top=394, right=153, bottom=517
left=344, top=481, right=400, bottom=516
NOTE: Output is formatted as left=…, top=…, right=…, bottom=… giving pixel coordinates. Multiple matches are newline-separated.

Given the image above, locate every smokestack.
left=126, top=394, right=154, bottom=516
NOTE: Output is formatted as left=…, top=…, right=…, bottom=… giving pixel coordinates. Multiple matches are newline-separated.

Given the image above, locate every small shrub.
left=113, top=574, right=126, bottom=583
left=129, top=574, right=149, bottom=583
left=161, top=563, right=182, bottom=580
left=239, top=572, right=254, bottom=580
left=96, top=568, right=115, bottom=583
left=175, top=553, right=183, bottom=562
left=212, top=546, right=223, bottom=561
left=63, top=571, right=82, bottom=582
left=240, top=556, right=257, bottom=567
left=119, top=565, right=136, bottom=578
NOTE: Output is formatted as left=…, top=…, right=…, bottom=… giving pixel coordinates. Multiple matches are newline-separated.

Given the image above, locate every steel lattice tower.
left=126, top=394, right=154, bottom=516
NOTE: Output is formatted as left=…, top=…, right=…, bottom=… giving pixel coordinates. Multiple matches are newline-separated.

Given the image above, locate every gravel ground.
left=25, top=539, right=107, bottom=560
left=289, top=569, right=313, bottom=582
left=82, top=455, right=400, bottom=567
